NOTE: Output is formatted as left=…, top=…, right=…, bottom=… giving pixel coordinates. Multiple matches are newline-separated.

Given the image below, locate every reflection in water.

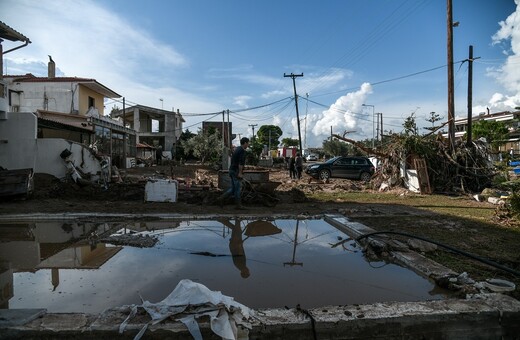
left=0, top=219, right=453, bottom=313
left=229, top=219, right=249, bottom=278
left=284, top=220, right=303, bottom=267
left=218, top=219, right=283, bottom=278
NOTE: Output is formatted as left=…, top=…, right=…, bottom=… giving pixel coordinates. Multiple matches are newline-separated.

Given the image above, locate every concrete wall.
left=8, top=81, right=79, bottom=114
left=0, top=112, right=102, bottom=179
left=78, top=84, right=104, bottom=116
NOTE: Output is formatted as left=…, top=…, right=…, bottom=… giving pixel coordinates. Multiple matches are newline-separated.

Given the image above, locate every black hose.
left=356, top=231, right=520, bottom=277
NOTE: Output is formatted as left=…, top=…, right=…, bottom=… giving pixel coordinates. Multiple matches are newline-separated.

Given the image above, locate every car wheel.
left=319, top=170, right=330, bottom=180
left=360, top=172, right=371, bottom=182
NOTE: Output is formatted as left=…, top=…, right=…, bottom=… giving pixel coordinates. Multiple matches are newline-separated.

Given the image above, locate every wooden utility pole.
left=249, top=124, right=258, bottom=141
left=447, top=0, right=455, bottom=152
left=466, top=45, right=480, bottom=147
left=284, top=73, right=304, bottom=155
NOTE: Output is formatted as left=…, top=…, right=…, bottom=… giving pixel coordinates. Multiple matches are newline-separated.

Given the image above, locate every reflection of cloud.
left=485, top=1, right=520, bottom=110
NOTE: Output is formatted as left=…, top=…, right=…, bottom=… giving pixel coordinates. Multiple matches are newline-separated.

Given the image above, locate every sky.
left=2, top=0, right=519, bottom=148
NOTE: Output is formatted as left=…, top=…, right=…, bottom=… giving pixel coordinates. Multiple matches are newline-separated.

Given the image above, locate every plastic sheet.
left=119, top=279, right=254, bottom=340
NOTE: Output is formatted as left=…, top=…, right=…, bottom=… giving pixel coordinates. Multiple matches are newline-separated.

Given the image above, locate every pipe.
left=356, top=231, right=520, bottom=277
left=3, top=40, right=31, bottom=54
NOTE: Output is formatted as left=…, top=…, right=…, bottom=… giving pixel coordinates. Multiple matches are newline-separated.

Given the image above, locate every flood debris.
left=100, top=233, right=158, bottom=248
left=333, top=133, right=495, bottom=194
left=119, top=279, right=254, bottom=340
left=0, top=168, right=34, bottom=200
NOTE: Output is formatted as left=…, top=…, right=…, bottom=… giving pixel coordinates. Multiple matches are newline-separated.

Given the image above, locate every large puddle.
left=0, top=218, right=451, bottom=313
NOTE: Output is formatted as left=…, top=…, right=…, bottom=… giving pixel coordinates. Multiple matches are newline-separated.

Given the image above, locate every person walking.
left=295, top=153, right=303, bottom=179
left=218, top=137, right=250, bottom=209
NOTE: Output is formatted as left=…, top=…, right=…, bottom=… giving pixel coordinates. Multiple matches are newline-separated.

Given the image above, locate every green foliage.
left=472, top=119, right=509, bottom=150
left=402, top=113, right=418, bottom=136
left=322, top=139, right=354, bottom=157
left=245, top=137, right=263, bottom=165
left=424, top=111, right=444, bottom=132
left=509, top=192, right=520, bottom=216
left=281, top=137, right=299, bottom=147
left=181, top=129, right=222, bottom=164
left=257, top=125, right=282, bottom=150
left=174, top=129, right=196, bottom=160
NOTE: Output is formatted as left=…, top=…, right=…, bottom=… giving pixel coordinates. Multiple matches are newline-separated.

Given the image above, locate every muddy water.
left=0, top=219, right=451, bottom=313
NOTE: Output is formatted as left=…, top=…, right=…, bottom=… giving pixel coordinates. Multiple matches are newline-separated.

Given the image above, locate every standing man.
left=219, top=137, right=250, bottom=210
left=155, top=145, right=163, bottom=165
left=295, top=153, right=303, bottom=179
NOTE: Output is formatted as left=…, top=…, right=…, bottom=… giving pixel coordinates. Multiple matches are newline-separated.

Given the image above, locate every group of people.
left=288, top=153, right=304, bottom=179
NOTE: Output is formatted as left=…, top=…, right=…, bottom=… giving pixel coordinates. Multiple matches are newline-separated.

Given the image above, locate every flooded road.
left=0, top=219, right=451, bottom=313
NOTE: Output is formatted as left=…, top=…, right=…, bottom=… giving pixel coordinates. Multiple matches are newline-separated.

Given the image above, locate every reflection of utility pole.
left=284, top=73, right=304, bottom=155
left=283, top=220, right=303, bottom=267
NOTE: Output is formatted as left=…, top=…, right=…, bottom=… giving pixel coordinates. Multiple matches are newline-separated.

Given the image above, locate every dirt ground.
left=0, top=163, right=371, bottom=215
left=1, top=163, right=519, bottom=299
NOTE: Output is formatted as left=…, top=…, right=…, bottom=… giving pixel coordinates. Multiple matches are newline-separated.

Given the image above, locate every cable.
left=356, top=231, right=520, bottom=277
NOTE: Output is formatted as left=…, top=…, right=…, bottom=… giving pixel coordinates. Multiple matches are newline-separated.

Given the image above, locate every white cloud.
left=233, top=96, right=252, bottom=108
left=486, top=0, right=520, bottom=110
left=310, top=83, right=373, bottom=142
left=2, top=0, right=223, bottom=118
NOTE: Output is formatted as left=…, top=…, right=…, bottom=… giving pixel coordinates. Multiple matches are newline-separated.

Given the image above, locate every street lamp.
left=362, top=104, right=375, bottom=148
left=159, top=98, right=163, bottom=110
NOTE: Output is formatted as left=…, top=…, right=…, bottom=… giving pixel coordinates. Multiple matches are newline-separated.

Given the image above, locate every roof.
left=8, top=74, right=121, bottom=98
left=114, top=104, right=185, bottom=122
left=136, top=142, right=156, bottom=149
left=37, top=110, right=93, bottom=132
left=0, top=21, right=31, bottom=42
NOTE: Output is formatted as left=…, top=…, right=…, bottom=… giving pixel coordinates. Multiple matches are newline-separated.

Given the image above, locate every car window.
left=354, top=159, right=366, bottom=165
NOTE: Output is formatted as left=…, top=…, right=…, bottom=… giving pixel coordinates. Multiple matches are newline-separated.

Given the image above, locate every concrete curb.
left=1, top=294, right=519, bottom=339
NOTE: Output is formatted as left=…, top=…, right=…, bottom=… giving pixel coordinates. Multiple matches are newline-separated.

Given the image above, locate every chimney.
left=48, top=55, right=55, bottom=78
left=486, top=107, right=490, bottom=115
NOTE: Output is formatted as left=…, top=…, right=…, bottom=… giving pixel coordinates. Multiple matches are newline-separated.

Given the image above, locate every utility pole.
left=222, top=111, right=226, bottom=149
left=466, top=45, right=479, bottom=147
left=379, top=113, right=383, bottom=146
left=284, top=73, right=304, bottom=155
left=227, top=109, right=231, bottom=149
left=447, top=0, right=456, bottom=152
left=249, top=124, right=258, bottom=141
left=122, top=97, right=126, bottom=169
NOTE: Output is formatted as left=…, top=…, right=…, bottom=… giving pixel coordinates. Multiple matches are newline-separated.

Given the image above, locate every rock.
left=487, top=197, right=505, bottom=205
left=407, top=239, right=438, bottom=253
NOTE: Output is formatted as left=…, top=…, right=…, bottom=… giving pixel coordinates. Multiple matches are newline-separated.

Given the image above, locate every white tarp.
left=119, top=279, right=254, bottom=340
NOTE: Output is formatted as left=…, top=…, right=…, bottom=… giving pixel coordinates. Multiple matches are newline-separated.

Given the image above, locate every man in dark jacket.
left=219, top=137, right=250, bottom=209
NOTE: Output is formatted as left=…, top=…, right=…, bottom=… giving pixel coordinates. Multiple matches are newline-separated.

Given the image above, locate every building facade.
left=112, top=105, right=184, bottom=159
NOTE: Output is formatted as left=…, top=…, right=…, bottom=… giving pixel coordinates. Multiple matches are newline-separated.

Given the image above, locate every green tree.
left=257, top=125, right=283, bottom=150
left=424, top=111, right=444, bottom=132
left=182, top=129, right=222, bottom=164
left=175, top=129, right=196, bottom=161
left=472, top=119, right=509, bottom=150
left=281, top=138, right=299, bottom=147
left=403, top=113, right=419, bottom=136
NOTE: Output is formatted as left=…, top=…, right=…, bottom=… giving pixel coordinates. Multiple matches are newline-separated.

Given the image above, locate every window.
left=88, top=96, right=95, bottom=108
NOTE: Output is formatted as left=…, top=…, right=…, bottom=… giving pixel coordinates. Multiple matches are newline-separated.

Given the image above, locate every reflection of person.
left=295, top=153, right=303, bottom=179
left=219, top=218, right=250, bottom=278
left=219, top=137, right=250, bottom=209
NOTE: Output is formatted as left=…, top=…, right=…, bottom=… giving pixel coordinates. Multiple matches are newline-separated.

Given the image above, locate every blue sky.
left=2, top=0, right=519, bottom=147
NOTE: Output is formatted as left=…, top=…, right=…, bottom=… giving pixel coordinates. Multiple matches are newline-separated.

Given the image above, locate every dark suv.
left=305, top=156, right=375, bottom=182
